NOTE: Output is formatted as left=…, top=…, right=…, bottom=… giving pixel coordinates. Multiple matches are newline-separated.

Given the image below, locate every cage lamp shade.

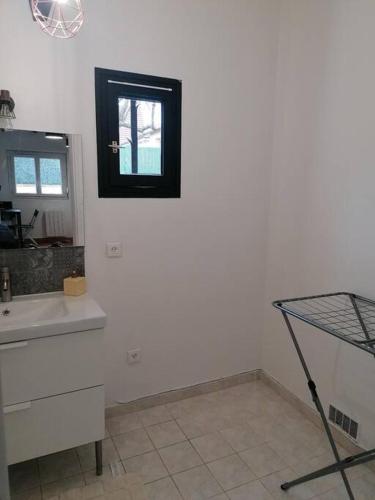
left=30, top=0, right=84, bottom=39
left=0, top=90, right=16, bottom=130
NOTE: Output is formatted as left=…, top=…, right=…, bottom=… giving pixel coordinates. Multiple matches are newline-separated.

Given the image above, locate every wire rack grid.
left=273, top=292, right=375, bottom=356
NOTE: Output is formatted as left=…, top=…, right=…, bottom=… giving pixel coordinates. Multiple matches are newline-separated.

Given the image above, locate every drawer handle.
left=0, top=341, right=28, bottom=351
left=4, top=402, right=32, bottom=414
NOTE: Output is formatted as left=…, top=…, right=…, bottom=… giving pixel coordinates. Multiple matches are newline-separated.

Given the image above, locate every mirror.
left=0, top=129, right=84, bottom=249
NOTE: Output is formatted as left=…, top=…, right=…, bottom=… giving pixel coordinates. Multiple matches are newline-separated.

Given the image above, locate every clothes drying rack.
left=273, top=292, right=375, bottom=500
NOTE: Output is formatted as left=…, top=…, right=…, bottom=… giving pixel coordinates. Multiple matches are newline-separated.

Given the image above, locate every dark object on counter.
left=0, top=224, right=17, bottom=248
left=0, top=209, right=23, bottom=247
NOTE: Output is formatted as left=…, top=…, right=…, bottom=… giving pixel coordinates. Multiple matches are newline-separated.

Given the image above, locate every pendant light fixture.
left=30, top=0, right=84, bottom=39
left=0, top=90, right=16, bottom=130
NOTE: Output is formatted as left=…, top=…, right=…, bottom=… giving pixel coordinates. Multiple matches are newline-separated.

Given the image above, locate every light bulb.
left=0, top=116, right=14, bottom=131
left=31, top=0, right=84, bottom=38
left=0, top=91, right=16, bottom=131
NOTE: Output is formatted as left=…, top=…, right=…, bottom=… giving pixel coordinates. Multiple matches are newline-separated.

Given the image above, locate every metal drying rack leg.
left=95, top=440, right=103, bottom=476
left=280, top=312, right=355, bottom=500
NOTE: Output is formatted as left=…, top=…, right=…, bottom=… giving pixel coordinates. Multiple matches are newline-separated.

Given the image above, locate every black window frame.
left=95, top=67, right=182, bottom=198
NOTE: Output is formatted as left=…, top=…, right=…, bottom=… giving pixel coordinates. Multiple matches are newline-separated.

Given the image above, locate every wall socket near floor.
left=329, top=404, right=359, bottom=441
left=106, top=242, right=123, bottom=258
left=127, top=348, right=141, bottom=364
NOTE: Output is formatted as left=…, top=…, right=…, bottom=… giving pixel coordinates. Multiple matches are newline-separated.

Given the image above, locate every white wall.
left=263, top=0, right=375, bottom=449
left=5, top=1, right=374, bottom=451
left=79, top=0, right=280, bottom=405
left=0, top=1, right=280, bottom=405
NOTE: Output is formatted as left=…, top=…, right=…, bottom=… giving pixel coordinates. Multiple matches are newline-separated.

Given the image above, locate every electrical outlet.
left=127, top=348, right=141, bottom=364
left=106, top=242, right=122, bottom=258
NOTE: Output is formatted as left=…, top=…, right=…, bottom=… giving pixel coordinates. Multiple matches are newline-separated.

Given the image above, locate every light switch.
left=106, top=242, right=122, bottom=258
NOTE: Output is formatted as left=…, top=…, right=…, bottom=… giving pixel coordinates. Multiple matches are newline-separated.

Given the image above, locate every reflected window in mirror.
left=11, top=152, right=68, bottom=197
left=95, top=68, right=182, bottom=198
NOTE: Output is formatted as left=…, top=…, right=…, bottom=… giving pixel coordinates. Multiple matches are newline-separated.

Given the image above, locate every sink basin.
left=0, top=292, right=106, bottom=344
left=0, top=296, right=68, bottom=325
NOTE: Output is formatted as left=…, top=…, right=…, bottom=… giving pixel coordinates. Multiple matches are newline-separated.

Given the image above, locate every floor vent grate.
left=329, top=404, right=358, bottom=440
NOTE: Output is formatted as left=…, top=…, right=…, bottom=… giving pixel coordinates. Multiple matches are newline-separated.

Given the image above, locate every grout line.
left=74, top=446, right=85, bottom=479
left=105, top=369, right=261, bottom=418
left=169, top=463, right=226, bottom=497
left=12, top=377, right=372, bottom=498
left=169, top=470, right=185, bottom=499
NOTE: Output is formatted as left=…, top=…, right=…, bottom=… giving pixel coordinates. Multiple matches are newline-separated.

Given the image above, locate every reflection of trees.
left=118, top=99, right=161, bottom=138
left=118, top=99, right=131, bottom=128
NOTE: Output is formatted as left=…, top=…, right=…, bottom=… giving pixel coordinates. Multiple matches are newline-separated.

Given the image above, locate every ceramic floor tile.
left=84, top=462, right=126, bottom=485
left=159, top=441, right=203, bottom=475
left=38, top=449, right=81, bottom=485
left=123, top=450, right=168, bottom=483
left=175, top=417, right=212, bottom=439
left=350, top=472, right=375, bottom=499
left=172, top=464, right=222, bottom=499
left=106, top=412, right=143, bottom=436
left=283, top=420, right=329, bottom=459
left=216, top=404, right=255, bottom=427
left=41, top=473, right=85, bottom=499
left=191, top=433, right=234, bottom=463
left=166, top=400, right=198, bottom=420
left=8, top=379, right=370, bottom=500
left=79, top=481, right=106, bottom=499
left=290, top=452, right=342, bottom=496
left=260, top=468, right=316, bottom=499
left=85, top=471, right=144, bottom=497
left=220, top=424, right=265, bottom=452
left=86, top=476, right=130, bottom=496
left=207, top=454, right=255, bottom=491
left=334, top=444, right=372, bottom=481
left=11, top=486, right=42, bottom=500
left=112, top=472, right=147, bottom=500
left=146, top=421, right=186, bottom=449
left=247, top=415, right=286, bottom=443
left=226, top=480, right=273, bottom=500
left=203, top=415, right=236, bottom=434
left=239, top=443, right=286, bottom=478
left=113, top=429, right=154, bottom=460
left=316, top=486, right=355, bottom=499
left=8, top=460, right=40, bottom=493
left=268, top=433, right=322, bottom=468
left=144, top=477, right=183, bottom=500
left=103, top=491, right=132, bottom=500
left=139, top=405, right=173, bottom=427
left=77, top=438, right=120, bottom=471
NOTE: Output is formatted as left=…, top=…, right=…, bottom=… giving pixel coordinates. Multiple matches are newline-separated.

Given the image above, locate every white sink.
left=0, top=292, right=106, bottom=344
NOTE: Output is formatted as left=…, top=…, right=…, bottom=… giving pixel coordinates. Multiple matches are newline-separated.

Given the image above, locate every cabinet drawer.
left=0, top=330, right=103, bottom=406
left=4, top=386, right=105, bottom=465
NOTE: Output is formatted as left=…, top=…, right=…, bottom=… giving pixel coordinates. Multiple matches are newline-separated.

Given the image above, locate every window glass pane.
left=118, top=98, right=162, bottom=176
left=40, top=158, right=63, bottom=195
left=14, top=156, right=37, bottom=194
left=118, top=98, right=132, bottom=175
left=136, top=100, right=162, bottom=175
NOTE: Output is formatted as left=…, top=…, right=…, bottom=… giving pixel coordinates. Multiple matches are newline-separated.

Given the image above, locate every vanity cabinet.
left=0, top=328, right=105, bottom=465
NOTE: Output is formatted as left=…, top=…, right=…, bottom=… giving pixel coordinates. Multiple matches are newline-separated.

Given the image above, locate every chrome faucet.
left=1, top=267, right=12, bottom=302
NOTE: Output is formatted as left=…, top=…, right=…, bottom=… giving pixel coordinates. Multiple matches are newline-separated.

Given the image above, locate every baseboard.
left=105, top=369, right=261, bottom=418
left=105, top=367, right=374, bottom=473
left=259, top=370, right=375, bottom=473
